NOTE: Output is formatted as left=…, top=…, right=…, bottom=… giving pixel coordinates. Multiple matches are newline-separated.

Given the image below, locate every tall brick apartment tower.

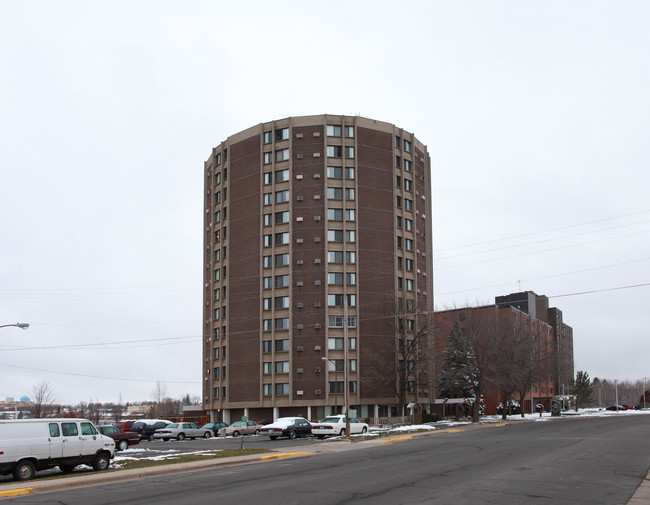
left=202, top=115, right=433, bottom=423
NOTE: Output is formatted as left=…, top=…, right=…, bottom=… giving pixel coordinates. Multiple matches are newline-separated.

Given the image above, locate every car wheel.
left=117, top=439, right=129, bottom=451
left=204, top=431, right=212, bottom=439
left=289, top=430, right=297, bottom=439
left=270, top=436, right=277, bottom=440
left=163, top=438, right=170, bottom=442
left=92, top=453, right=110, bottom=471
left=317, top=435, right=325, bottom=440
left=361, top=427, right=368, bottom=434
left=339, top=428, right=346, bottom=436
left=13, top=460, right=36, bottom=481
left=232, top=430, right=240, bottom=437
left=177, top=433, right=185, bottom=441
left=59, top=463, right=76, bottom=473
left=254, top=429, right=260, bottom=435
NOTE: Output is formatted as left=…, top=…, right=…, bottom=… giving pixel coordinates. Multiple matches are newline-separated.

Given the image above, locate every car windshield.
left=167, top=423, right=179, bottom=428
left=320, top=417, right=341, bottom=423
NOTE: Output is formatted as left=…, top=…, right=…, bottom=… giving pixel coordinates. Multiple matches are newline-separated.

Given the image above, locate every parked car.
left=130, top=419, right=171, bottom=441
left=202, top=422, right=228, bottom=435
left=112, top=420, right=136, bottom=433
left=605, top=405, right=634, bottom=411
left=217, top=421, right=261, bottom=437
left=0, top=418, right=114, bottom=481
left=98, top=425, right=141, bottom=451
left=260, top=417, right=312, bottom=440
left=152, top=422, right=213, bottom=441
left=311, top=415, right=369, bottom=438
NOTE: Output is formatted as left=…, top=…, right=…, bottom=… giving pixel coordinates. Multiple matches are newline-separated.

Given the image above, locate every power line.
left=549, top=283, right=650, bottom=299
left=0, top=362, right=200, bottom=384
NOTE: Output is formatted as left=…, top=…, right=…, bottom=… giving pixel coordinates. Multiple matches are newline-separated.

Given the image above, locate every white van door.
left=47, top=422, right=65, bottom=458
left=60, top=421, right=83, bottom=457
left=79, top=422, right=101, bottom=454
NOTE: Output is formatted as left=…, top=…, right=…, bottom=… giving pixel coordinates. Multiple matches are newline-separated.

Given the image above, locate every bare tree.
left=28, top=381, right=55, bottom=418
left=151, top=381, right=168, bottom=404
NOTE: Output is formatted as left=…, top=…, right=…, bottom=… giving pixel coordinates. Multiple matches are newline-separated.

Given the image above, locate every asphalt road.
left=3, top=415, right=650, bottom=504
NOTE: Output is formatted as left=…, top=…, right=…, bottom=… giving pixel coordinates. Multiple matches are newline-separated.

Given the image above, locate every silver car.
left=153, top=422, right=212, bottom=441
left=217, top=421, right=261, bottom=437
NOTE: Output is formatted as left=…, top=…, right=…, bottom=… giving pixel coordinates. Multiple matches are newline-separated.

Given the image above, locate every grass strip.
left=115, top=448, right=271, bottom=470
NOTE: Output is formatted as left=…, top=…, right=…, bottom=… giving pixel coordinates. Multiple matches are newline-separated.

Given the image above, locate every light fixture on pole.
left=0, top=323, right=29, bottom=330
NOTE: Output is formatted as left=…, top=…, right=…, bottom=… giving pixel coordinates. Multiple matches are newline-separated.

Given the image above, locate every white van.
left=0, top=418, right=115, bottom=481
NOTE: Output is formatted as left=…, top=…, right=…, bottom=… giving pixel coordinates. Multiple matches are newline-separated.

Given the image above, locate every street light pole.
left=321, top=357, right=338, bottom=414
left=0, top=323, right=29, bottom=330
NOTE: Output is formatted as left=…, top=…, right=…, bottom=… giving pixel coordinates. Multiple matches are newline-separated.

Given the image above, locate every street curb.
left=0, top=488, right=32, bottom=498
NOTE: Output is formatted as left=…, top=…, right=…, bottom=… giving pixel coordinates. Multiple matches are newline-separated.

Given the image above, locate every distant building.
left=202, top=115, right=433, bottom=423
left=434, top=304, right=556, bottom=415
left=495, top=291, right=575, bottom=395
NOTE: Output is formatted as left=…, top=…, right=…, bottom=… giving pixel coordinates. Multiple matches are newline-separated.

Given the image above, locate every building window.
left=214, top=347, right=220, bottom=359
left=263, top=276, right=272, bottom=289
left=328, top=272, right=344, bottom=285
left=213, top=387, right=219, bottom=399
left=276, top=190, right=289, bottom=204
left=327, top=187, right=342, bottom=200
left=263, top=131, right=272, bottom=144
left=397, top=256, right=403, bottom=269
left=275, top=296, right=289, bottom=309
left=214, top=172, right=221, bottom=186
left=263, top=384, right=272, bottom=395
left=405, top=238, right=413, bottom=251
left=406, top=278, right=414, bottom=291
left=275, top=128, right=289, bottom=141
left=263, top=193, right=272, bottom=206
left=346, top=251, right=356, bottom=264
left=328, top=294, right=343, bottom=307
left=328, top=251, right=343, bottom=263
left=263, top=172, right=272, bottom=185
left=275, top=253, right=289, bottom=267
left=275, top=383, right=289, bottom=395
left=275, top=318, right=289, bottom=330
left=275, top=211, right=289, bottom=224
left=275, top=361, right=290, bottom=374
left=215, top=152, right=222, bottom=165
left=327, top=208, right=343, bottom=221
left=326, top=359, right=344, bottom=372
left=275, top=274, right=289, bottom=288
left=347, top=294, right=356, bottom=307
left=345, top=188, right=355, bottom=200
left=396, top=155, right=401, bottom=168
left=263, top=297, right=272, bottom=310
left=405, top=198, right=413, bottom=211
left=405, top=258, right=414, bottom=271
left=215, top=210, right=221, bottom=223
left=328, top=337, right=344, bottom=350
left=404, top=159, right=412, bottom=172
left=263, top=213, right=272, bottom=226
left=214, top=269, right=220, bottom=281
left=263, top=255, right=272, bottom=268
left=346, top=230, right=356, bottom=243
left=328, top=316, right=344, bottom=328
left=327, top=229, right=343, bottom=242
left=396, top=175, right=401, bottom=188
left=263, top=234, right=272, bottom=247
left=263, top=319, right=272, bottom=331
left=263, top=362, right=272, bottom=374
left=329, top=381, right=344, bottom=394
left=345, top=167, right=355, bottom=179
left=214, top=249, right=221, bottom=262
left=327, top=125, right=342, bottom=137
left=349, top=381, right=357, bottom=393
left=222, top=387, right=226, bottom=398
left=214, top=308, right=220, bottom=320
left=349, top=359, right=357, bottom=372
left=345, top=209, right=355, bottom=221
left=327, top=145, right=342, bottom=157
left=275, top=169, right=289, bottom=183
left=396, top=195, right=402, bottom=208
left=405, top=218, right=413, bottom=231
left=404, top=139, right=412, bottom=152
left=275, top=339, right=289, bottom=352
left=264, top=152, right=272, bottom=164
left=263, top=341, right=272, bottom=353
left=275, top=232, right=289, bottom=245
left=346, top=272, right=356, bottom=285
left=396, top=216, right=402, bottom=228
left=404, top=179, right=412, bottom=192
left=275, top=148, right=289, bottom=162
left=344, top=147, right=354, bottom=158
left=327, top=166, right=342, bottom=178
left=395, top=135, right=401, bottom=148
left=344, top=126, right=354, bottom=138
left=348, top=316, right=357, bottom=327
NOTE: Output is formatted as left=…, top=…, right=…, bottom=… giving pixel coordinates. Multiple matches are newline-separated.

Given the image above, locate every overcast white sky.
left=1, top=1, right=649, bottom=405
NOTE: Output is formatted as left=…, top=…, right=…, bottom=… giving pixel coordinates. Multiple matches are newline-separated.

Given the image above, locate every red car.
left=98, top=425, right=140, bottom=451
left=112, top=420, right=136, bottom=433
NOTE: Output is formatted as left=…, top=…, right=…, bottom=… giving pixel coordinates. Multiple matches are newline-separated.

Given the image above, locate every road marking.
left=0, top=488, right=33, bottom=498
left=260, top=452, right=312, bottom=461
left=381, top=436, right=413, bottom=443
left=447, top=429, right=465, bottom=433
left=495, top=423, right=510, bottom=427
